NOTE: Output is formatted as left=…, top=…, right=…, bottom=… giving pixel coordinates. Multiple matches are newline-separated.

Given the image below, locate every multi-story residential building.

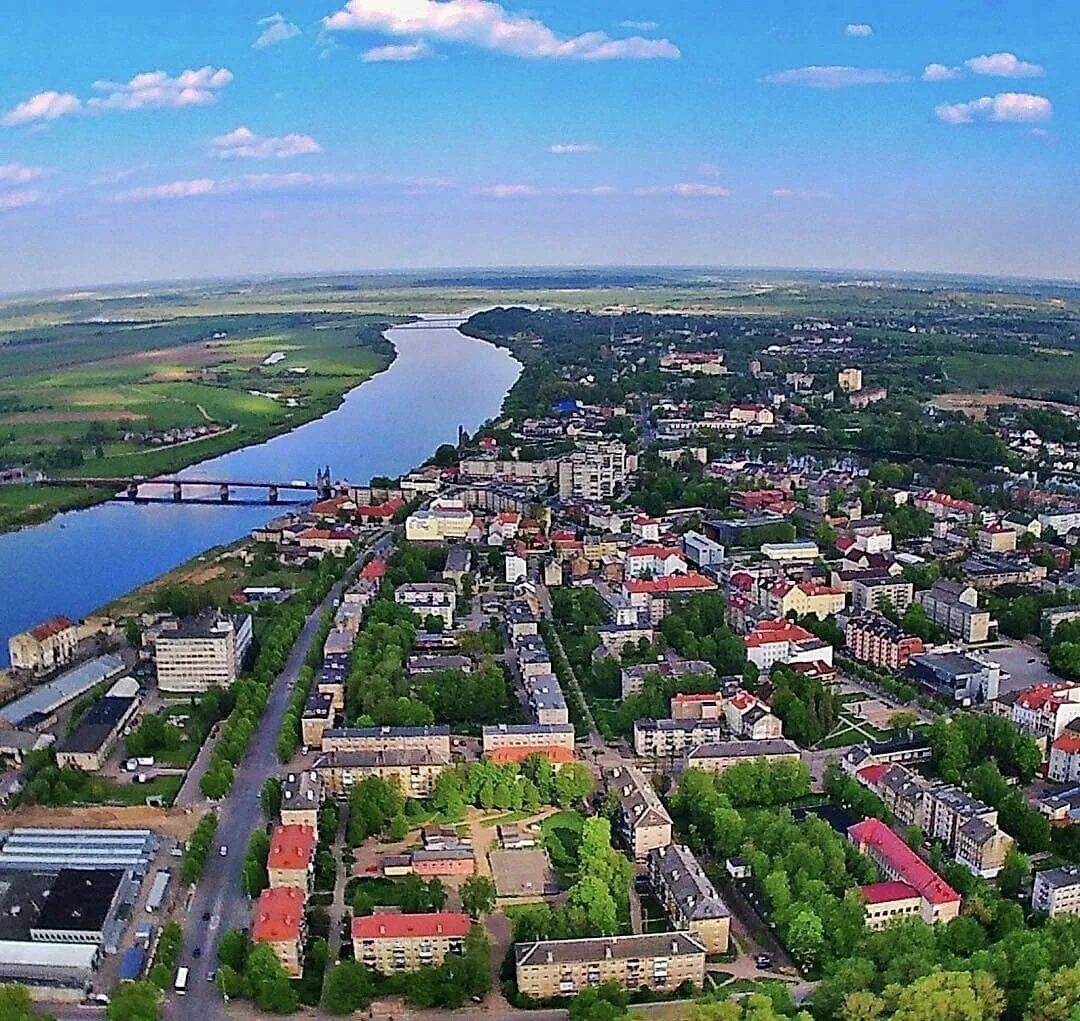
left=766, top=580, right=846, bottom=619
left=321, top=725, right=452, bottom=758
left=1003, top=682, right=1080, bottom=743
left=301, top=690, right=335, bottom=748
left=670, top=692, right=725, bottom=721
left=621, top=659, right=714, bottom=699
left=723, top=691, right=783, bottom=740
left=1032, top=866, right=1080, bottom=917
left=252, top=886, right=305, bottom=977
left=913, top=490, right=977, bottom=523
left=458, top=458, right=558, bottom=483
left=506, top=601, right=540, bottom=640
left=1038, top=509, right=1080, bottom=535
left=604, top=764, right=673, bottom=860
left=684, top=739, right=802, bottom=775
left=743, top=620, right=834, bottom=673
left=515, top=932, right=706, bottom=999
left=908, top=652, right=1002, bottom=705
left=522, top=674, right=569, bottom=726
left=314, top=748, right=450, bottom=797
left=840, top=733, right=932, bottom=776
left=153, top=612, right=253, bottom=693
left=267, top=824, right=316, bottom=890
left=625, top=545, right=688, bottom=578
left=280, top=770, right=321, bottom=829
left=633, top=718, right=727, bottom=759
left=760, top=542, right=821, bottom=563
left=513, top=634, right=553, bottom=680
left=977, top=525, right=1018, bottom=554
left=838, top=367, right=863, bottom=393
left=557, top=441, right=629, bottom=501
left=851, top=576, right=914, bottom=614
left=647, top=844, right=730, bottom=953
left=394, top=583, right=457, bottom=629
left=623, top=574, right=719, bottom=625
left=353, top=912, right=470, bottom=973
left=481, top=723, right=576, bottom=765
left=962, top=554, right=1047, bottom=592
left=8, top=616, right=79, bottom=675
left=859, top=881, right=924, bottom=930
left=1049, top=724, right=1080, bottom=783
left=405, top=501, right=475, bottom=542
left=915, top=581, right=994, bottom=642
left=848, top=819, right=961, bottom=925
left=845, top=613, right=925, bottom=671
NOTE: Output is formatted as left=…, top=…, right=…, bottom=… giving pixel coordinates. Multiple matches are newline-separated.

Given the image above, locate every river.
left=0, top=317, right=521, bottom=664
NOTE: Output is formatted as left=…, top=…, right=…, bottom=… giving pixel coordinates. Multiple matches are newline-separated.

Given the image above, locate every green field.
left=0, top=310, right=397, bottom=531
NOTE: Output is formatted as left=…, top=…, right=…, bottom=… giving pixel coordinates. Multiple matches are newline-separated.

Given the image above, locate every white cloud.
left=474, top=182, right=614, bottom=198
left=0, top=163, right=43, bottom=185
left=361, top=41, right=434, bottom=62
left=254, top=13, right=302, bottom=49
left=115, top=172, right=369, bottom=202
left=845, top=23, right=873, bottom=37
left=965, top=52, right=1044, bottom=78
left=323, top=0, right=681, bottom=60
left=620, top=20, right=658, bottom=31
left=635, top=182, right=732, bottom=197
left=762, top=65, right=909, bottom=88
left=210, top=126, right=322, bottom=160
left=88, top=67, right=233, bottom=111
left=549, top=143, right=599, bottom=154
left=935, top=92, right=1052, bottom=125
left=772, top=187, right=831, bottom=199
left=2, top=91, right=82, bottom=127
left=0, top=189, right=42, bottom=211
left=923, top=62, right=961, bottom=81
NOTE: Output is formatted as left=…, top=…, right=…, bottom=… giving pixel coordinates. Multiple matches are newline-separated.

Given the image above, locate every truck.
left=174, top=967, right=189, bottom=995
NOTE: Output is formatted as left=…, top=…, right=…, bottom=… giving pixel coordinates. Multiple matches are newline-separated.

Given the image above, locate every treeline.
left=278, top=606, right=337, bottom=763
left=431, top=756, right=594, bottom=820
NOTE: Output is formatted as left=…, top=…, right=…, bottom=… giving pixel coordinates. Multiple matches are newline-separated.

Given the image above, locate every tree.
left=241, top=830, right=270, bottom=897
left=786, top=907, right=825, bottom=968
left=461, top=874, right=497, bottom=918
left=555, top=762, right=594, bottom=806
left=244, top=943, right=299, bottom=1014
left=569, top=983, right=631, bottom=1021
left=322, top=960, right=375, bottom=1015
left=997, top=848, right=1030, bottom=900
left=0, top=986, right=56, bottom=1021
left=867, top=971, right=1005, bottom=1021
left=216, top=928, right=250, bottom=972
left=567, top=873, right=619, bottom=935
left=261, top=777, right=283, bottom=817
left=888, top=711, right=918, bottom=736
left=1025, top=963, right=1080, bottom=1021
left=106, top=981, right=161, bottom=1021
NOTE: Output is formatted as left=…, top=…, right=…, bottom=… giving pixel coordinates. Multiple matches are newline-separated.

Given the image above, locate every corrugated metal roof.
left=0, top=654, right=126, bottom=726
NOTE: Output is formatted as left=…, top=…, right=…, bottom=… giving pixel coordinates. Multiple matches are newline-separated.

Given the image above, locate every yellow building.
left=405, top=502, right=474, bottom=541
left=353, top=913, right=470, bottom=973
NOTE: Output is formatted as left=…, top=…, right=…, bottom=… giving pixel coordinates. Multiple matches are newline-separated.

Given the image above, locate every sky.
left=0, top=1, right=1076, bottom=292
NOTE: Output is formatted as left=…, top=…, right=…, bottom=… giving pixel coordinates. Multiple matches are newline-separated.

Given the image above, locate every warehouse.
left=0, top=654, right=126, bottom=729
left=0, top=828, right=158, bottom=872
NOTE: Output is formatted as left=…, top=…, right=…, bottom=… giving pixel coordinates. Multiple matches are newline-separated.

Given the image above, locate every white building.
left=394, top=583, right=457, bottom=629
left=154, top=613, right=253, bottom=693
left=557, top=441, right=629, bottom=501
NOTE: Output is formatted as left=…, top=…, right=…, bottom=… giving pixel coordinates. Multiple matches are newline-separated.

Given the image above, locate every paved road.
left=162, top=535, right=390, bottom=1021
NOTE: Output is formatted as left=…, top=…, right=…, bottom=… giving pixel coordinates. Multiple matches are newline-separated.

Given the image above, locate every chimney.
left=437, top=923, right=443, bottom=934
left=604, top=945, right=612, bottom=959
left=671, top=940, right=679, bottom=955
left=546, top=951, right=553, bottom=964
left=378, top=924, right=386, bottom=936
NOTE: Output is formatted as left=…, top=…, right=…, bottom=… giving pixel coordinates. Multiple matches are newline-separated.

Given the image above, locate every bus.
left=174, top=967, right=189, bottom=995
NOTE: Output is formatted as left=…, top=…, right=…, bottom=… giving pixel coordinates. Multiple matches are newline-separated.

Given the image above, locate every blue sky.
left=0, top=1, right=1076, bottom=291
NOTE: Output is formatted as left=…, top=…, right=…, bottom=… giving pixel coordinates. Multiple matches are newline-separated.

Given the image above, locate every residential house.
left=252, top=887, right=305, bottom=977
left=604, top=764, right=673, bottom=860
left=915, top=580, right=993, bottom=643
left=845, top=613, right=925, bottom=671
left=648, top=844, right=731, bottom=953
left=684, top=739, right=802, bottom=775
left=353, top=912, right=471, bottom=973
left=267, top=825, right=316, bottom=890
left=1032, top=866, right=1080, bottom=917
left=8, top=616, right=79, bottom=675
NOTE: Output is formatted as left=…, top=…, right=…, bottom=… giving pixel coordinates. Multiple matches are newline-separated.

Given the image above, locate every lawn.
left=79, top=773, right=183, bottom=807
left=540, top=809, right=584, bottom=886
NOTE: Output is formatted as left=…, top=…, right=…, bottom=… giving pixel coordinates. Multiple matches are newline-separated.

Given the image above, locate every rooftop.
left=515, top=931, right=706, bottom=966
left=267, top=825, right=316, bottom=872
left=848, top=818, right=960, bottom=907
left=352, top=912, right=471, bottom=940
left=252, top=886, right=304, bottom=943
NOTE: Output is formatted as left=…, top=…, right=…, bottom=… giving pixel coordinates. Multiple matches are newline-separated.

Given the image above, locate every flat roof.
left=34, top=869, right=123, bottom=933
left=0, top=654, right=125, bottom=727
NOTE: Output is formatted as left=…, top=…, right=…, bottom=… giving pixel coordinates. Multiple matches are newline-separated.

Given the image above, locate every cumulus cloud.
left=361, top=41, right=434, bottom=62
left=772, top=187, right=831, bottom=199
left=923, top=62, right=961, bottom=81
left=0, top=189, right=42, bottom=211
left=845, top=23, right=873, bottom=37
left=762, top=65, right=909, bottom=88
left=210, top=126, right=322, bottom=159
left=634, top=182, right=732, bottom=197
left=2, top=91, right=82, bottom=127
left=88, top=67, right=233, bottom=111
left=323, top=0, right=681, bottom=60
left=965, top=52, right=1044, bottom=77
left=935, top=92, right=1052, bottom=125
left=254, top=13, right=302, bottom=49
left=0, top=163, right=43, bottom=185
left=549, top=143, right=598, bottom=154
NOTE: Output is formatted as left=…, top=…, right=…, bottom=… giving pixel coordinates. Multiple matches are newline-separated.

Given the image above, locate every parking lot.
left=981, top=639, right=1059, bottom=695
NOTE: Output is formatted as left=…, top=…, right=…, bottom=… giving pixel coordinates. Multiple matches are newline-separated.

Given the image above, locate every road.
left=163, top=532, right=391, bottom=1021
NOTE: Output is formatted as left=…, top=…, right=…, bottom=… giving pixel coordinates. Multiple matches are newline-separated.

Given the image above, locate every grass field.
left=0, top=310, right=397, bottom=531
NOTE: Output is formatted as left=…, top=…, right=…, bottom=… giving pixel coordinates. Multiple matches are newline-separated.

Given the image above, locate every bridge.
left=39, top=466, right=336, bottom=506
left=390, top=317, right=466, bottom=330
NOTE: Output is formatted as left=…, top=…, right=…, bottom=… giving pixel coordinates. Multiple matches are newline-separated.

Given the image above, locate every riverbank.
left=0, top=315, right=402, bottom=534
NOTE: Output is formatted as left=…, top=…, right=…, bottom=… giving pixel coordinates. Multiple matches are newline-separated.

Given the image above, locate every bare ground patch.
left=931, top=391, right=1079, bottom=420
left=0, top=409, right=147, bottom=424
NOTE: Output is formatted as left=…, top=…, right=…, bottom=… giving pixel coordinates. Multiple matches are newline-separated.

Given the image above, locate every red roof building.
left=848, top=818, right=960, bottom=925
left=252, top=886, right=305, bottom=976
left=30, top=616, right=75, bottom=642
left=268, top=824, right=316, bottom=887
left=353, top=912, right=472, bottom=940
left=487, top=745, right=575, bottom=766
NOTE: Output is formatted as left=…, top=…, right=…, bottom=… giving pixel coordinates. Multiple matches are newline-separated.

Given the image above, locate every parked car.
left=755, top=954, right=773, bottom=970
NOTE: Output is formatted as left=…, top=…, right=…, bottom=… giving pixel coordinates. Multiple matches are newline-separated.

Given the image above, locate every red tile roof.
left=860, top=881, right=920, bottom=905
left=361, top=559, right=387, bottom=580
left=624, top=574, right=717, bottom=596
left=267, top=824, right=316, bottom=872
left=252, top=886, right=304, bottom=943
left=30, top=616, right=75, bottom=642
left=352, top=912, right=471, bottom=940
left=849, top=818, right=959, bottom=907
left=856, top=764, right=889, bottom=786
left=627, top=546, right=685, bottom=559
left=743, top=620, right=816, bottom=648
left=487, top=746, right=575, bottom=766
left=1053, top=732, right=1080, bottom=755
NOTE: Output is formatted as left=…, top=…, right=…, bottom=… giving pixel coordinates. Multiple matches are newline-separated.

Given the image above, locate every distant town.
left=3, top=293, right=1080, bottom=1021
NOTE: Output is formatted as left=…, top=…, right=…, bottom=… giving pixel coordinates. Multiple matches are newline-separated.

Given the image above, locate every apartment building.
left=515, top=932, right=706, bottom=999
left=8, top=616, right=79, bottom=675
left=301, top=690, right=335, bottom=748
left=633, top=719, right=726, bottom=759
left=1032, top=866, right=1080, bottom=918
left=267, top=825, right=316, bottom=890
left=352, top=912, right=470, bottom=973
left=647, top=844, right=730, bottom=953
left=845, top=613, right=925, bottom=671
left=482, top=724, right=576, bottom=764
left=1048, top=726, right=1080, bottom=783
left=915, top=581, right=993, bottom=643
left=681, top=531, right=725, bottom=569
left=405, top=502, right=475, bottom=542
left=153, top=612, right=253, bottom=693
left=621, top=659, right=714, bottom=699
left=506, top=601, right=540, bottom=640
left=522, top=674, right=569, bottom=726
left=838, top=367, right=863, bottom=393
left=280, top=770, right=321, bottom=829
left=604, top=764, right=673, bottom=860
left=684, top=739, right=802, bottom=776
left=765, top=580, right=845, bottom=619
left=252, top=886, right=305, bottom=977
left=394, top=583, right=457, bottom=629
left=321, top=725, right=452, bottom=757
left=743, top=620, right=834, bottom=673
left=1003, top=682, right=1080, bottom=743
left=851, top=576, right=914, bottom=614
left=670, top=693, right=725, bottom=721
left=623, top=574, right=718, bottom=626
left=848, top=819, right=961, bottom=925
left=723, top=691, right=783, bottom=740
left=557, top=441, right=629, bottom=501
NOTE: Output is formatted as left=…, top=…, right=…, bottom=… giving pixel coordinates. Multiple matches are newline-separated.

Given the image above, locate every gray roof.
left=316, top=748, right=450, bottom=769
left=687, top=739, right=800, bottom=761
left=323, top=725, right=449, bottom=739
left=0, top=654, right=126, bottom=727
left=0, top=828, right=157, bottom=871
left=635, top=718, right=725, bottom=735
left=604, top=764, right=672, bottom=830
left=56, top=696, right=137, bottom=754
left=649, top=844, right=730, bottom=922
left=515, top=931, right=705, bottom=967
left=1034, top=865, right=1080, bottom=890
left=483, top=723, right=574, bottom=737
